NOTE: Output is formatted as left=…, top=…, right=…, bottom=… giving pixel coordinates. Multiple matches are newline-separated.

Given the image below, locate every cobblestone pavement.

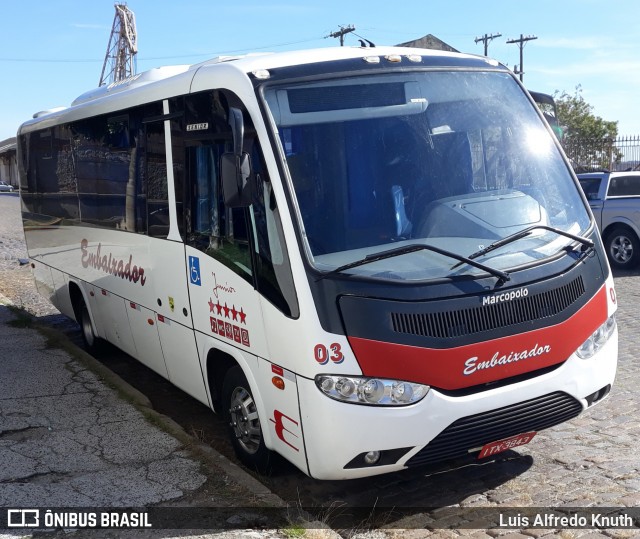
left=1, top=193, right=639, bottom=538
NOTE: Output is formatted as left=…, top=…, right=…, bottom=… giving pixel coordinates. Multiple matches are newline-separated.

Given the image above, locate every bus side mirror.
left=221, top=106, right=252, bottom=207
left=221, top=152, right=251, bottom=207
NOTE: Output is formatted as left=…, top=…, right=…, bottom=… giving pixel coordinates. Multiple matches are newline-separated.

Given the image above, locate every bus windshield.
left=264, top=70, right=590, bottom=281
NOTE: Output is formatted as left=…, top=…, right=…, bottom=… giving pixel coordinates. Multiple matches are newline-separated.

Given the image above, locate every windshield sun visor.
left=266, top=79, right=427, bottom=127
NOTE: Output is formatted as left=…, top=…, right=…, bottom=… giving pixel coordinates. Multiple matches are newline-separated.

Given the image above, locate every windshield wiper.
left=461, top=225, right=595, bottom=263
left=316, top=243, right=510, bottom=283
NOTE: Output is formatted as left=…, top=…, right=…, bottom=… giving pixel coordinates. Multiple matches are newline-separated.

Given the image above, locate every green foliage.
left=555, top=85, right=622, bottom=169
left=281, top=524, right=306, bottom=538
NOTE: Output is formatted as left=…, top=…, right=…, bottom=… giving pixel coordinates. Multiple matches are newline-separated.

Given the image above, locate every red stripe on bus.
left=348, top=286, right=608, bottom=390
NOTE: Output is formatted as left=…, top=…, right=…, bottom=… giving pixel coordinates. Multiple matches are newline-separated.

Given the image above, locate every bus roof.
left=18, top=46, right=504, bottom=135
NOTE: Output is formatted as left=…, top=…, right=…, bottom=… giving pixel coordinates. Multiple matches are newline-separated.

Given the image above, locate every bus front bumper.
left=296, top=331, right=617, bottom=480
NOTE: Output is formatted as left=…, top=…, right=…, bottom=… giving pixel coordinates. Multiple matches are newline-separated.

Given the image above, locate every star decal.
left=208, top=298, right=215, bottom=313
left=215, top=301, right=223, bottom=315
left=239, top=308, right=247, bottom=324
left=223, top=302, right=230, bottom=318
left=231, top=305, right=238, bottom=321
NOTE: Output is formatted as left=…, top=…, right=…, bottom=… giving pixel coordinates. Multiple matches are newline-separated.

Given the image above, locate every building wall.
left=0, top=138, right=18, bottom=187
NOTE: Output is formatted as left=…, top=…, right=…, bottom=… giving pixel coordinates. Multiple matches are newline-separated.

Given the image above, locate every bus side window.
left=182, top=91, right=251, bottom=282
left=250, top=145, right=299, bottom=318
left=187, top=141, right=253, bottom=282
left=144, top=120, right=171, bottom=238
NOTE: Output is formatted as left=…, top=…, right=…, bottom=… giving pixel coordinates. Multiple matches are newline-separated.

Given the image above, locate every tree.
left=554, top=85, right=621, bottom=170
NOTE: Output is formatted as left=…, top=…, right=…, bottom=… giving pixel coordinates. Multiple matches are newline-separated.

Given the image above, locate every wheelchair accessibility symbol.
left=189, top=256, right=201, bottom=286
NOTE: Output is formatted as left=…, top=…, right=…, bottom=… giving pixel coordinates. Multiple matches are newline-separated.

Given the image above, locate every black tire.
left=605, top=226, right=640, bottom=270
left=221, top=365, right=273, bottom=474
left=78, top=300, right=104, bottom=355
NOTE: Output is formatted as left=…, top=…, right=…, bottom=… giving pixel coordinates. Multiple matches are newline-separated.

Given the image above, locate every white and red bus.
left=18, top=46, right=617, bottom=480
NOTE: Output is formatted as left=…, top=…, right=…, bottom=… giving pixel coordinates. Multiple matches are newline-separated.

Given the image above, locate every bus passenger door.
left=151, top=238, right=208, bottom=405
left=184, top=124, right=306, bottom=472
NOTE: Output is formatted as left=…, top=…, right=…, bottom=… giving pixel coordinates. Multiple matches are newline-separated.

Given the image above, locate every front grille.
left=391, top=276, right=585, bottom=339
left=405, top=391, right=582, bottom=468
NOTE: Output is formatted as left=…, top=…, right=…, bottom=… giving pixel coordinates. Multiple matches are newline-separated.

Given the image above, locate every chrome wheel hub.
left=228, top=387, right=261, bottom=454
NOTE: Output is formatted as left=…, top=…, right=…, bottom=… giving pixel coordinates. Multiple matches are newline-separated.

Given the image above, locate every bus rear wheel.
left=222, top=366, right=273, bottom=474
left=78, top=299, right=104, bottom=355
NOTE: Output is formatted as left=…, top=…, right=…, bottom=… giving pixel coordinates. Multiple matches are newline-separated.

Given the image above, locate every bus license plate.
left=477, top=431, right=536, bottom=459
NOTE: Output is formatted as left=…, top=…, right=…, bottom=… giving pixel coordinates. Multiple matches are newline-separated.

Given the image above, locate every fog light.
left=364, top=451, right=381, bottom=465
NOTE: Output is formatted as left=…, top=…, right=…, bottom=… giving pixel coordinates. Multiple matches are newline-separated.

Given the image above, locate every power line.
left=474, top=33, right=502, bottom=56
left=0, top=37, right=323, bottom=64
left=326, top=25, right=355, bottom=46
left=506, top=34, right=538, bottom=82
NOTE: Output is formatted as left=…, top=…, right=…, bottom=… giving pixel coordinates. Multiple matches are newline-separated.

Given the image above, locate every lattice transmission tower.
left=99, top=3, right=138, bottom=86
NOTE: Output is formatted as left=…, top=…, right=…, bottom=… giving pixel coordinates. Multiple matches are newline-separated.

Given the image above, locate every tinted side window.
left=144, top=119, right=170, bottom=237
left=578, top=178, right=602, bottom=200
left=607, top=176, right=640, bottom=197
left=184, top=91, right=252, bottom=283
left=73, top=115, right=133, bottom=229
left=21, top=101, right=175, bottom=236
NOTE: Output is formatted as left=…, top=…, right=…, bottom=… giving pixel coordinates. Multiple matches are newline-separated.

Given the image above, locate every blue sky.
left=1, top=0, right=639, bottom=141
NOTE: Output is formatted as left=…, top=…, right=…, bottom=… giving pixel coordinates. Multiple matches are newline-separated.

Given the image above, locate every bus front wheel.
left=222, top=366, right=273, bottom=474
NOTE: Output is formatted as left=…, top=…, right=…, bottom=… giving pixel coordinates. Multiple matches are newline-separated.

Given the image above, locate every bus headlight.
left=315, top=375, right=429, bottom=406
left=576, top=315, right=616, bottom=359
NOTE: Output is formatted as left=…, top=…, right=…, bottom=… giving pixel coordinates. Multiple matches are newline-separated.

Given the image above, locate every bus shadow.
left=260, top=452, right=535, bottom=530
left=267, top=450, right=533, bottom=519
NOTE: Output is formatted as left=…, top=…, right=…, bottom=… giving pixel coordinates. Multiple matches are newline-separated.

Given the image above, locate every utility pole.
left=474, top=32, right=502, bottom=56
left=506, top=34, right=537, bottom=82
left=326, top=25, right=355, bottom=46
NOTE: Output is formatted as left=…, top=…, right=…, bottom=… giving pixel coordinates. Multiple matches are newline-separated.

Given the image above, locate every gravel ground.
left=0, top=195, right=58, bottom=317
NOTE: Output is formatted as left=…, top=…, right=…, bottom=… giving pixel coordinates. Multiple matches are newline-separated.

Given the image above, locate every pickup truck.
left=578, top=171, right=640, bottom=269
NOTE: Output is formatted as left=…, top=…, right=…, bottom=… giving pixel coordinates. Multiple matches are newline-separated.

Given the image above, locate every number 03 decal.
left=314, top=343, right=345, bottom=365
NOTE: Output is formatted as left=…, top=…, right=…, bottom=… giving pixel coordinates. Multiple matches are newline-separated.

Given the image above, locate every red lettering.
left=81, top=239, right=89, bottom=268
left=79, top=240, right=147, bottom=286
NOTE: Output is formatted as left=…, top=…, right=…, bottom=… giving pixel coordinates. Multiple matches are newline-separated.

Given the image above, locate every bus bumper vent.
left=405, top=391, right=582, bottom=468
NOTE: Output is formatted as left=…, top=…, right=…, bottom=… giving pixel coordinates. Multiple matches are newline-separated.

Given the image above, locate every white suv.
left=578, top=171, right=640, bottom=269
